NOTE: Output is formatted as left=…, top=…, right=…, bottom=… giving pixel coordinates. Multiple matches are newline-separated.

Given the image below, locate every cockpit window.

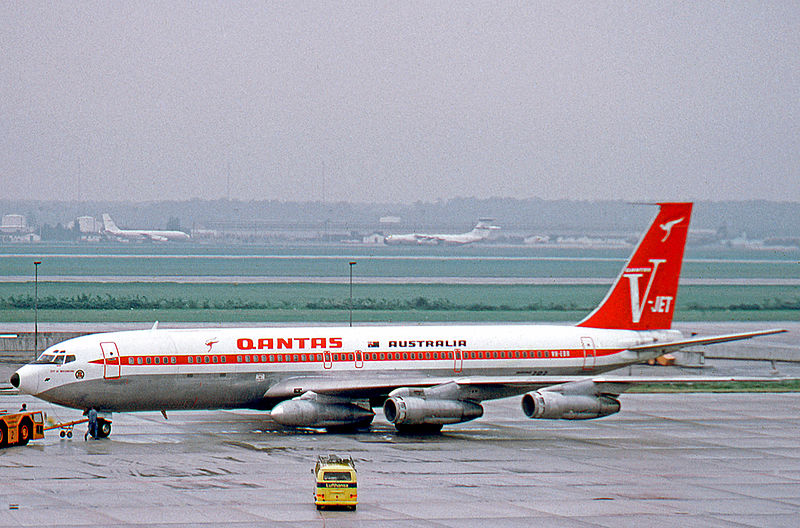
left=34, top=350, right=70, bottom=365
left=34, top=354, right=57, bottom=364
left=34, top=354, right=62, bottom=364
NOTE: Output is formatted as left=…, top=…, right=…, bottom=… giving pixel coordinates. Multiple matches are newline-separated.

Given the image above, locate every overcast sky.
left=1, top=2, right=798, bottom=203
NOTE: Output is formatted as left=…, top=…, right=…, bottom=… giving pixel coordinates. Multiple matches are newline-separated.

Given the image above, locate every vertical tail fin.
left=102, top=214, right=120, bottom=234
left=577, top=202, right=692, bottom=330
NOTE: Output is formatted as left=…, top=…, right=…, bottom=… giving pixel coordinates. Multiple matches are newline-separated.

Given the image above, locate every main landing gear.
left=96, top=418, right=112, bottom=439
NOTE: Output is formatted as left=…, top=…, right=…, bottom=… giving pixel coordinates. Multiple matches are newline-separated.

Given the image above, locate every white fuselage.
left=14, top=324, right=681, bottom=413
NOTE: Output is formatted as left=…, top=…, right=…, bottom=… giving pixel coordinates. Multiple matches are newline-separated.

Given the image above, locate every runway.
left=2, top=392, right=799, bottom=527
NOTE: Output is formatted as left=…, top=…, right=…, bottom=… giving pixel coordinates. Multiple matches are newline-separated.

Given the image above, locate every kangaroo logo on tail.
left=659, top=217, right=684, bottom=242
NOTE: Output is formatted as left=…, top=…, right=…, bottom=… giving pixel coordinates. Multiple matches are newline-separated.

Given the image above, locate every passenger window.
left=137, top=357, right=143, bottom=365
left=155, top=357, right=161, bottom=365
left=237, top=355, right=242, bottom=362
left=171, top=357, right=176, bottom=364
left=261, top=355, right=267, bottom=362
left=269, top=355, right=275, bottom=362
left=146, top=357, right=152, bottom=365
left=188, top=356, right=193, bottom=364
left=301, top=354, right=306, bottom=362
left=204, top=356, right=210, bottom=363
left=128, top=357, right=135, bottom=365
left=212, top=356, right=218, bottom=363
left=221, top=356, right=226, bottom=363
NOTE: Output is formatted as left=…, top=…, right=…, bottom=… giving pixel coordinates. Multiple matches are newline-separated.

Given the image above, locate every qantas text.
left=237, top=337, right=343, bottom=350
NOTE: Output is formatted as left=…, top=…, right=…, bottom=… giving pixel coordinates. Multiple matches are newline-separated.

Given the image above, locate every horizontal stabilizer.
left=629, top=328, right=788, bottom=355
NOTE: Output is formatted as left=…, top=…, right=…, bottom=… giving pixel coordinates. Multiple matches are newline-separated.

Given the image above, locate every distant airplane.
left=101, top=214, right=190, bottom=242
left=384, top=219, right=500, bottom=245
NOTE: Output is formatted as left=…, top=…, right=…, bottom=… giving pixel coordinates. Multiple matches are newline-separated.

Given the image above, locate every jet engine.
left=521, top=390, right=620, bottom=420
left=383, top=386, right=483, bottom=426
left=270, top=392, right=374, bottom=428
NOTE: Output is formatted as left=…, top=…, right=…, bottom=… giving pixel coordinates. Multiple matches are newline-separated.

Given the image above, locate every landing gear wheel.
left=60, top=430, right=66, bottom=438
left=96, top=418, right=112, bottom=438
left=67, top=431, right=73, bottom=438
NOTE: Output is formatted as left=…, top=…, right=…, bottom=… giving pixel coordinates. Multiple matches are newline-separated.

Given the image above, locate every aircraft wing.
left=263, top=374, right=569, bottom=401
left=414, top=234, right=442, bottom=243
left=143, top=233, right=169, bottom=242
left=628, top=328, right=787, bottom=355
left=264, top=376, right=797, bottom=401
left=263, top=372, right=797, bottom=404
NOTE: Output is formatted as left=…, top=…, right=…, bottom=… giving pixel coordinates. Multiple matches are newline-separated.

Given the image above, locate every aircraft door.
left=581, top=337, right=596, bottom=371
left=100, top=342, right=121, bottom=379
left=453, top=348, right=463, bottom=373
left=354, top=350, right=363, bottom=369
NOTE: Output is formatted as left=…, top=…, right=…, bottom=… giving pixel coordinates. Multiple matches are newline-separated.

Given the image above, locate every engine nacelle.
left=383, top=396, right=483, bottom=426
left=521, top=390, right=620, bottom=420
left=271, top=393, right=374, bottom=428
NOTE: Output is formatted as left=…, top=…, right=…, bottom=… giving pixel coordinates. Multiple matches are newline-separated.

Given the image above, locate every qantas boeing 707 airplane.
left=10, top=203, right=787, bottom=437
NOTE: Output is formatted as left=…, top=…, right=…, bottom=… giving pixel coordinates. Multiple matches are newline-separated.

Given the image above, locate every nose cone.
left=12, top=365, right=39, bottom=395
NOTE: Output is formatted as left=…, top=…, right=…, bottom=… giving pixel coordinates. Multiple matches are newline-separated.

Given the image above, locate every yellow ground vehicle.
left=314, top=455, right=357, bottom=510
left=0, top=409, right=45, bottom=447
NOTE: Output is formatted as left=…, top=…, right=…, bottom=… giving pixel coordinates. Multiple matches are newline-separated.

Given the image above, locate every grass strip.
left=627, top=380, right=800, bottom=393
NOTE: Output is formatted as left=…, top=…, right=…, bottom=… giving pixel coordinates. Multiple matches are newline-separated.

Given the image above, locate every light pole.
left=349, top=261, right=356, bottom=327
left=34, top=261, right=41, bottom=359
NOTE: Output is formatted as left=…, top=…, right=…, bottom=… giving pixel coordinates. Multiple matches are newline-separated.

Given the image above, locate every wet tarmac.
left=2, top=391, right=799, bottom=527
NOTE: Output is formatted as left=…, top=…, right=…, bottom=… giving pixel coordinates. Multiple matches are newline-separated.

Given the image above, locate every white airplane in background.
left=11, top=203, right=787, bottom=437
left=102, top=214, right=190, bottom=242
left=384, top=219, right=500, bottom=245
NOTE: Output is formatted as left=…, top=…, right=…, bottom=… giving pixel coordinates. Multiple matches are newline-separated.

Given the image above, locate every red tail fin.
left=577, top=203, right=692, bottom=330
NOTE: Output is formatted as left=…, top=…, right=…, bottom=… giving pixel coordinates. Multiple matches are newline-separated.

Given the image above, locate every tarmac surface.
left=2, top=391, right=799, bottom=527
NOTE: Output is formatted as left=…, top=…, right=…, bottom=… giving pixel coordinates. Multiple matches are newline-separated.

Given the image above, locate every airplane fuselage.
left=13, top=324, right=680, bottom=413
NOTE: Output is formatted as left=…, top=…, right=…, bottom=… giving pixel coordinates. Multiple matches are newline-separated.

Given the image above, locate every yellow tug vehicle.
left=0, top=409, right=45, bottom=447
